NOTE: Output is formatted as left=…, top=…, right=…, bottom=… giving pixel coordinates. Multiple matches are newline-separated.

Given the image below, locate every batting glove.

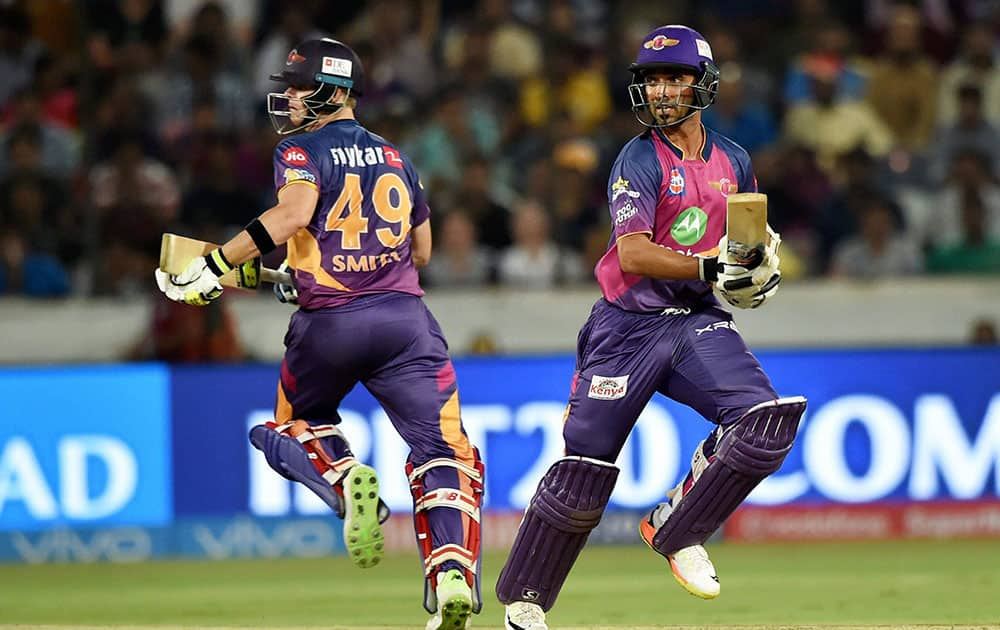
left=272, top=260, right=298, bottom=305
left=154, top=249, right=232, bottom=306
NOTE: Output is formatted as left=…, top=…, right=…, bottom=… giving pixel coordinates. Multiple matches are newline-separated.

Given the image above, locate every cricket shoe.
left=639, top=501, right=720, bottom=599
left=342, top=464, right=385, bottom=568
left=504, top=601, right=547, bottom=630
left=426, top=569, right=473, bottom=630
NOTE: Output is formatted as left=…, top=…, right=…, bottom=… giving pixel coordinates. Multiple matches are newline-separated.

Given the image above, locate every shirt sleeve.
left=607, top=140, right=662, bottom=239
left=273, top=140, right=321, bottom=194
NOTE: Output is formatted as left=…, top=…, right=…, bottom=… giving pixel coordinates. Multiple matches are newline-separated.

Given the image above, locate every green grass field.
left=1, top=540, right=999, bottom=628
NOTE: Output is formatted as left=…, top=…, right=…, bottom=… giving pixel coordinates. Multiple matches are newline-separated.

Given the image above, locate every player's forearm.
left=618, top=238, right=701, bottom=280
left=220, top=204, right=309, bottom=265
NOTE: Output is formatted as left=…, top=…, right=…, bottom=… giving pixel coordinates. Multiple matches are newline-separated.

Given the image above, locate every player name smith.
left=331, top=252, right=403, bottom=272
left=329, top=144, right=403, bottom=168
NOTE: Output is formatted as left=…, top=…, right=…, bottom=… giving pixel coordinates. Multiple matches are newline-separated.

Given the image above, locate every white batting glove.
left=702, top=232, right=782, bottom=309
left=272, top=260, right=298, bottom=305
left=154, top=249, right=232, bottom=306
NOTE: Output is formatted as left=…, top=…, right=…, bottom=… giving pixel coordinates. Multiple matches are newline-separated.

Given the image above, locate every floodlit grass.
left=1, top=540, right=998, bottom=627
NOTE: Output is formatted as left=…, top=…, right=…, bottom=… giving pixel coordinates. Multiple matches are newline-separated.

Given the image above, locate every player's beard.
left=650, top=95, right=693, bottom=126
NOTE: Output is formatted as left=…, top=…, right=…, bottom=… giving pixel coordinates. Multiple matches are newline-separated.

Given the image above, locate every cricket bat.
left=725, top=192, right=768, bottom=265
left=159, top=233, right=292, bottom=290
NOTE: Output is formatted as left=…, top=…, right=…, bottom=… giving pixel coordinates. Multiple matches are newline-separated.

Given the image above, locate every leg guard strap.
left=250, top=420, right=389, bottom=523
left=652, top=396, right=807, bottom=555
left=407, top=450, right=485, bottom=614
left=495, top=456, right=618, bottom=612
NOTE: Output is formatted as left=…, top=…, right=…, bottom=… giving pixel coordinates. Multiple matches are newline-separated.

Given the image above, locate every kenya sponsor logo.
left=282, top=147, right=308, bottom=165
left=588, top=375, right=629, bottom=400
left=670, top=206, right=707, bottom=245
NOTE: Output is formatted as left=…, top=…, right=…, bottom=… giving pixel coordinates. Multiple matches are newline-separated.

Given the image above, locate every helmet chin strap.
left=633, top=98, right=700, bottom=129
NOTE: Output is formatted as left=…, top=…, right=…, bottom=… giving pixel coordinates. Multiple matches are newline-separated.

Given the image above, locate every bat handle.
left=260, top=268, right=293, bottom=285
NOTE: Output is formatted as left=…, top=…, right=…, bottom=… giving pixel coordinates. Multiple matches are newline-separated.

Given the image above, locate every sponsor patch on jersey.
left=588, top=375, right=629, bottom=400
left=611, top=176, right=641, bottom=202
left=322, top=56, right=352, bottom=78
left=282, top=147, right=308, bottom=166
left=668, top=167, right=686, bottom=196
left=383, top=146, right=403, bottom=169
left=615, top=202, right=638, bottom=226
left=283, top=168, right=316, bottom=184
left=710, top=177, right=738, bottom=196
left=644, top=36, right=680, bottom=50
left=670, top=206, right=708, bottom=246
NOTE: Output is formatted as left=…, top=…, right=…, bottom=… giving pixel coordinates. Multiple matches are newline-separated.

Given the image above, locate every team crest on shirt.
left=668, top=167, right=686, bottom=196
left=283, top=168, right=316, bottom=184
left=710, top=178, right=738, bottom=197
left=588, top=375, right=629, bottom=400
left=611, top=176, right=641, bottom=201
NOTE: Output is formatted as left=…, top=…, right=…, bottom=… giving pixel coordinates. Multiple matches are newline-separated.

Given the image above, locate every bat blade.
left=159, top=233, right=291, bottom=290
left=726, top=192, right=768, bottom=264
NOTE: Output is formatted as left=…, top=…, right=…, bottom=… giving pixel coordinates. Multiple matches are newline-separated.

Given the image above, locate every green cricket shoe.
left=426, top=569, right=473, bottom=630
left=342, top=464, right=384, bottom=568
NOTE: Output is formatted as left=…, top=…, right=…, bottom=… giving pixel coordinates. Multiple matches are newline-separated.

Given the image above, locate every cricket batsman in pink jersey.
left=155, top=38, right=482, bottom=630
left=497, top=25, right=807, bottom=630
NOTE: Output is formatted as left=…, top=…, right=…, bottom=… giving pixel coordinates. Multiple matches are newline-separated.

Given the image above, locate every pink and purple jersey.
left=596, top=126, right=757, bottom=313
left=272, top=119, right=430, bottom=309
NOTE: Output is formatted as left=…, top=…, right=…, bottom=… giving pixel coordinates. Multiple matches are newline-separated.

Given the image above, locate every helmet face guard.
left=627, top=61, right=720, bottom=128
left=627, top=25, right=719, bottom=128
left=267, top=37, right=364, bottom=135
left=267, top=82, right=351, bottom=135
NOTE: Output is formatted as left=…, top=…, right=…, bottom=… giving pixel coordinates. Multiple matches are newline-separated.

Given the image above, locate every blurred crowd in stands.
left=3, top=0, right=1000, bottom=304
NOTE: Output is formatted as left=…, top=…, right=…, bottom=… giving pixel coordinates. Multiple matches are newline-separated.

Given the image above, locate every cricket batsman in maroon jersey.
left=155, top=38, right=483, bottom=630
left=496, top=25, right=806, bottom=630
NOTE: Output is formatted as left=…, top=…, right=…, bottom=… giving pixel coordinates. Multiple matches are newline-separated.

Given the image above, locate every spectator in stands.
left=928, top=84, right=1000, bottom=185
left=0, top=4, right=47, bottom=108
left=421, top=211, right=495, bottom=288
left=0, top=92, right=80, bottom=181
left=829, top=195, right=923, bottom=278
left=782, top=19, right=866, bottom=105
left=86, top=0, right=168, bottom=76
left=783, top=56, right=893, bottom=176
left=125, top=294, right=244, bottom=362
left=925, top=191, right=1000, bottom=274
left=0, top=227, right=70, bottom=298
left=700, top=62, right=778, bottom=155
left=937, top=22, right=1000, bottom=127
left=865, top=5, right=938, bottom=152
left=453, top=155, right=512, bottom=251
left=497, top=197, right=584, bottom=289
left=969, top=318, right=998, bottom=345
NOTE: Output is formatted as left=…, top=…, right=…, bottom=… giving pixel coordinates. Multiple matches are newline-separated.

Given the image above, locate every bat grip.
left=260, top=268, right=293, bottom=285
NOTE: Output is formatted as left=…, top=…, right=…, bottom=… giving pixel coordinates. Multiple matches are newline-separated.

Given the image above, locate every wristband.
left=698, top=256, right=719, bottom=283
left=204, top=248, right=234, bottom=277
left=245, top=218, right=278, bottom=255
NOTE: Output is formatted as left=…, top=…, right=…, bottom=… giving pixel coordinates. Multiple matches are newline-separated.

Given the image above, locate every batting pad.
left=496, top=456, right=618, bottom=611
left=652, top=396, right=807, bottom=555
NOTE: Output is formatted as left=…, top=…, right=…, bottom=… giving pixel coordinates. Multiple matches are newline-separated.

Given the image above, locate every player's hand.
left=272, top=260, right=298, bottom=305
left=154, top=249, right=232, bottom=306
left=719, top=269, right=781, bottom=309
left=700, top=232, right=782, bottom=309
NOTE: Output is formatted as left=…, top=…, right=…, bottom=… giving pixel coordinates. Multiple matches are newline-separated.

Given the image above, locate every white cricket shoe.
left=504, top=601, right=547, bottom=630
left=667, top=544, right=720, bottom=599
left=639, top=499, right=720, bottom=599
